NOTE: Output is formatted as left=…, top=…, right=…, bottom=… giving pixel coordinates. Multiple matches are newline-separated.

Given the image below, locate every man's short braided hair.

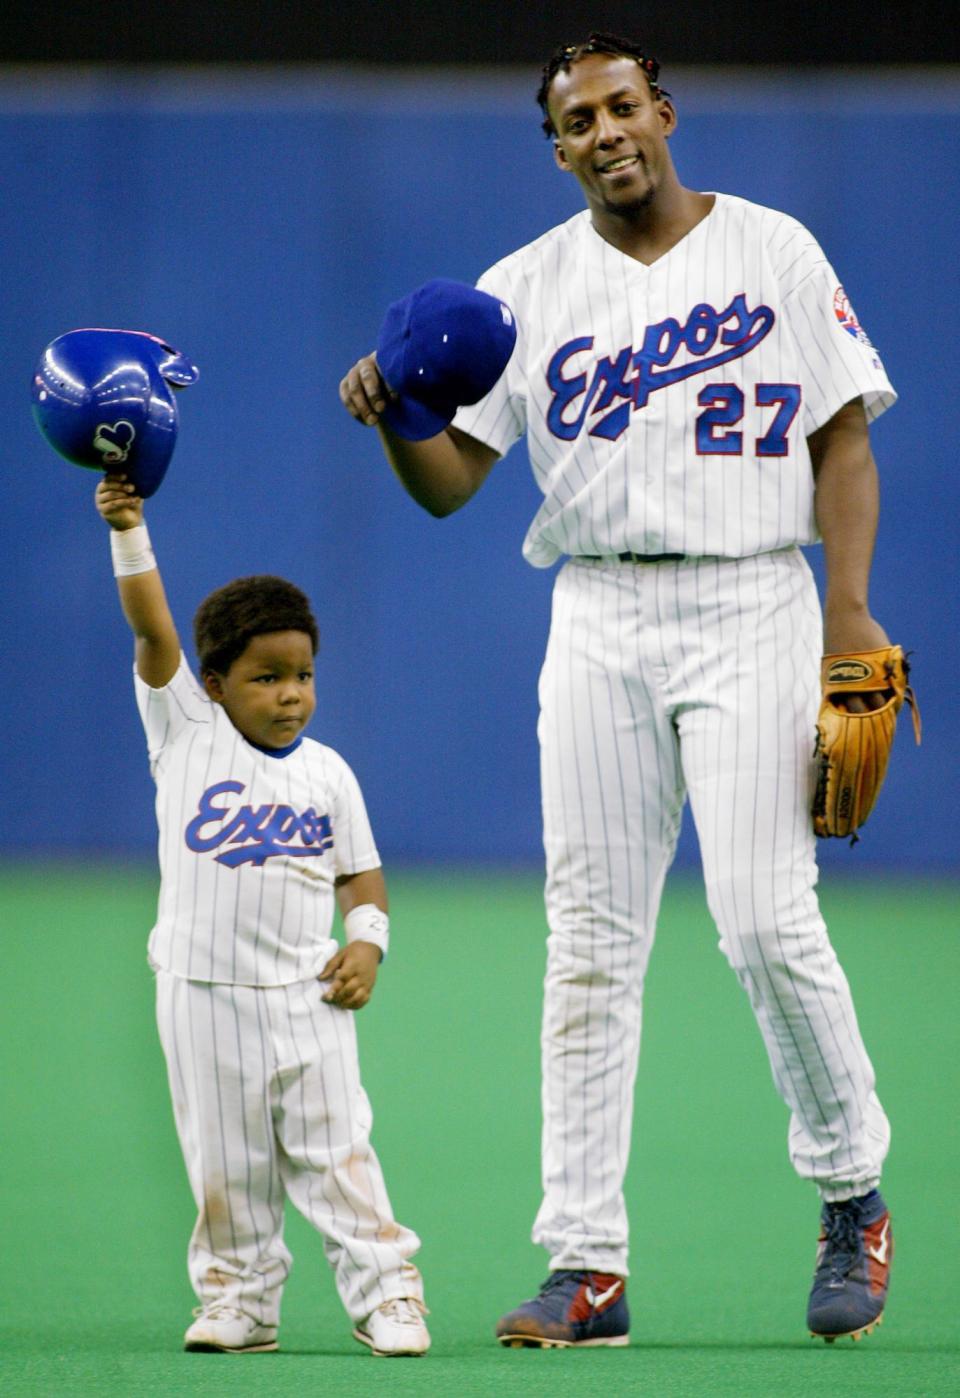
left=194, top=574, right=319, bottom=676
left=537, top=32, right=669, bottom=138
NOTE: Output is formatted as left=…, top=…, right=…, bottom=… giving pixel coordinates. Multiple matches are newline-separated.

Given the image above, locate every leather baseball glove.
left=812, top=645, right=921, bottom=842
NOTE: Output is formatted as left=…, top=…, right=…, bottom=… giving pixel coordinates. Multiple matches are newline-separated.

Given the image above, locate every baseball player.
left=340, top=33, right=898, bottom=1347
left=94, top=473, right=430, bottom=1357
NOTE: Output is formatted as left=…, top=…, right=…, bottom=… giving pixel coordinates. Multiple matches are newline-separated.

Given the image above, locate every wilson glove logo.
left=93, top=419, right=136, bottom=464
left=546, top=294, right=775, bottom=442
left=184, top=779, right=333, bottom=867
left=827, top=659, right=873, bottom=684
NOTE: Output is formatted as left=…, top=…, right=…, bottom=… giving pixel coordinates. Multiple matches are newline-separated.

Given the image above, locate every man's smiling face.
left=547, top=53, right=677, bottom=220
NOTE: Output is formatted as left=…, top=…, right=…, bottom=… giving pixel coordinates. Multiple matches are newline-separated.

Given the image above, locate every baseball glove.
left=812, top=645, right=921, bottom=841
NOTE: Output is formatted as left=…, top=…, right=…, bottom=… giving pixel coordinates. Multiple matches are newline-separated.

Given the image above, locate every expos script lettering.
left=546, top=294, right=775, bottom=442
left=184, top=780, right=333, bottom=867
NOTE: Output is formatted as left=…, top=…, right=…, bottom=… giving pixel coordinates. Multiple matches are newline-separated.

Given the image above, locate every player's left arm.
left=809, top=396, right=890, bottom=669
left=320, top=867, right=389, bottom=1009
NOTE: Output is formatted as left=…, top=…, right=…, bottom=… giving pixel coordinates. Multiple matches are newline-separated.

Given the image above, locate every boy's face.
left=203, top=630, right=317, bottom=749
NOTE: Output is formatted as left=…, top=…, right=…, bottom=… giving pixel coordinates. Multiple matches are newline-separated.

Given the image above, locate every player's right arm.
left=339, top=352, right=498, bottom=516
left=95, top=475, right=181, bottom=688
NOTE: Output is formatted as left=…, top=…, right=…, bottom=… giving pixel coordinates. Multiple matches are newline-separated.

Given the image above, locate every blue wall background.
left=1, top=67, right=956, bottom=872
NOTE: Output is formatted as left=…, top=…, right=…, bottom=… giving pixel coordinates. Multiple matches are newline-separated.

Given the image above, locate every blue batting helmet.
left=31, top=328, right=199, bottom=497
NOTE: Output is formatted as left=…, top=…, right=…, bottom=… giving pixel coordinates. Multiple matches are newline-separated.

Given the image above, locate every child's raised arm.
left=96, top=474, right=181, bottom=688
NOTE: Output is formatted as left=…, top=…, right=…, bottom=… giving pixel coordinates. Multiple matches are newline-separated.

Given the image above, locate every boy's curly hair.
left=194, top=575, right=319, bottom=676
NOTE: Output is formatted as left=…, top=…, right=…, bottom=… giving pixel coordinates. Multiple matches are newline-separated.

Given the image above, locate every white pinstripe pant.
left=534, top=550, right=889, bottom=1275
left=155, top=972, right=422, bottom=1323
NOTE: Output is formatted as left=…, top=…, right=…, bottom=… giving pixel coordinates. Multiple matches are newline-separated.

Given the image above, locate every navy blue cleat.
left=807, top=1190, right=892, bottom=1342
left=496, top=1270, right=629, bottom=1348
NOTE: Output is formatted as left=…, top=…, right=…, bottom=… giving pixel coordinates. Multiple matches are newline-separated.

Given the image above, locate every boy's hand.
left=96, top=474, right=143, bottom=531
left=319, top=941, right=381, bottom=1010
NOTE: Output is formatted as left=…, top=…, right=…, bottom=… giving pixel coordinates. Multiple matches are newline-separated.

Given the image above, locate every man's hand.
left=319, top=941, right=382, bottom=1010
left=823, top=605, right=889, bottom=656
left=823, top=606, right=891, bottom=713
left=339, top=350, right=498, bottom=516
left=339, top=352, right=393, bottom=427
left=96, top=474, right=143, bottom=531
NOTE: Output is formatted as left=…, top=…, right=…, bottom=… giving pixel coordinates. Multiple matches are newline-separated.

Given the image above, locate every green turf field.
left=2, top=865, right=958, bottom=1396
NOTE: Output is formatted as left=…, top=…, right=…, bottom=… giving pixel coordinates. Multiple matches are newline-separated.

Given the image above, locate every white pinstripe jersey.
left=136, top=655, right=380, bottom=986
left=453, top=193, right=895, bottom=565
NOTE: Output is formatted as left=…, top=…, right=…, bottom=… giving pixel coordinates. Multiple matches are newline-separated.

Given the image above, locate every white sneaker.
left=183, top=1303, right=278, bottom=1353
left=353, top=1296, right=431, bottom=1356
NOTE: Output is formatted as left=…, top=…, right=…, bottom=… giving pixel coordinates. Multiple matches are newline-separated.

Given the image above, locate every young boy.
left=95, top=473, right=430, bottom=1357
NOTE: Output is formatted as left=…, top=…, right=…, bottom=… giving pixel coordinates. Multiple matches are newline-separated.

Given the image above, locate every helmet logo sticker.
left=93, top=420, right=136, bottom=464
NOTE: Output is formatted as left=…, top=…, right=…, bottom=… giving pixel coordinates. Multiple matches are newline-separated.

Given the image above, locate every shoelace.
left=192, top=1302, right=246, bottom=1322
left=377, top=1297, right=427, bottom=1327
left=821, top=1205, right=864, bottom=1282
left=538, top=1271, right=610, bottom=1315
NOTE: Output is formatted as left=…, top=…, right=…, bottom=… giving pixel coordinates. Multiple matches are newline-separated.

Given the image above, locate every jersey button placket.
left=626, top=274, right=652, bottom=551
left=633, top=271, right=666, bottom=553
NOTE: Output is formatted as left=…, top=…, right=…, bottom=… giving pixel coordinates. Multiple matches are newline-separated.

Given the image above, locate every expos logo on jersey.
left=545, top=294, right=806, bottom=457
left=546, top=293, right=776, bottom=442
left=184, top=779, right=333, bottom=867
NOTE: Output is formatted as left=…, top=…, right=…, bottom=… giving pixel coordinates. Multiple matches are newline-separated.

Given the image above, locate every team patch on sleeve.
left=833, top=286, right=876, bottom=350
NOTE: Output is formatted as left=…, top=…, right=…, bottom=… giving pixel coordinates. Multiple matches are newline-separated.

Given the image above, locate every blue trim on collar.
left=248, top=735, right=304, bottom=759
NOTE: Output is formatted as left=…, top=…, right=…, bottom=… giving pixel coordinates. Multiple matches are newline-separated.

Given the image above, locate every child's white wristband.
left=110, top=523, right=156, bottom=578
left=344, top=904, right=389, bottom=959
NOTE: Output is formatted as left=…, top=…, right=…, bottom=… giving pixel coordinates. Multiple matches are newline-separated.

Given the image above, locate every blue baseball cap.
left=376, top=278, right=517, bottom=441
left=31, top=328, right=198, bottom=497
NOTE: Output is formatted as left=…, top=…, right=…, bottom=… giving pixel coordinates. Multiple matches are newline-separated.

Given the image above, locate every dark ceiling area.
left=3, top=0, right=957, bottom=66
